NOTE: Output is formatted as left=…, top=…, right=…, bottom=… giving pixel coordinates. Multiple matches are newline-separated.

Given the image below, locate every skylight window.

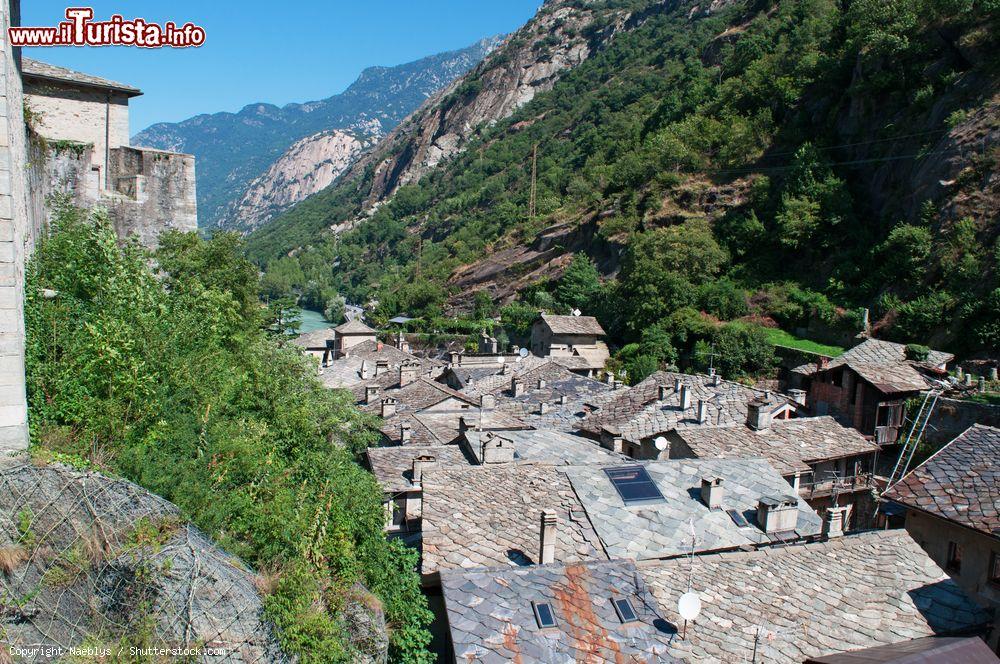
left=612, top=597, right=639, bottom=623
left=604, top=466, right=664, bottom=505
left=532, top=601, right=557, bottom=628
left=726, top=508, right=750, bottom=528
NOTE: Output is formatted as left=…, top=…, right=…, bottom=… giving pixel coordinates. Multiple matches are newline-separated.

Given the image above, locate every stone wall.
left=924, top=396, right=1000, bottom=445
left=23, top=81, right=129, bottom=183
left=0, top=0, right=31, bottom=452
left=104, top=146, right=197, bottom=245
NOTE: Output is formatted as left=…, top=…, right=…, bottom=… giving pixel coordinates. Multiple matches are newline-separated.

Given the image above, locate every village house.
left=638, top=530, right=991, bottom=663
left=670, top=415, right=881, bottom=528
left=440, top=559, right=677, bottom=663
left=438, top=354, right=548, bottom=392
left=884, top=424, right=1000, bottom=649
left=577, top=370, right=798, bottom=458
left=530, top=313, right=610, bottom=375
left=419, top=457, right=822, bottom=583
left=22, top=59, right=196, bottom=245
left=795, top=338, right=953, bottom=444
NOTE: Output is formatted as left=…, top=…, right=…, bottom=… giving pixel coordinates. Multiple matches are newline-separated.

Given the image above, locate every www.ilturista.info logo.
left=9, top=7, right=205, bottom=48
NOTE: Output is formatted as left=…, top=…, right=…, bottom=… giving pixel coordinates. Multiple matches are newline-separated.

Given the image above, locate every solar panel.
left=604, top=466, right=665, bottom=504
left=532, top=601, right=557, bottom=628
left=726, top=508, right=750, bottom=528
left=612, top=597, right=638, bottom=623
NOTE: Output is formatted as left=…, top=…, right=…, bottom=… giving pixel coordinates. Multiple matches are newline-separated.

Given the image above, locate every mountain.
left=248, top=0, right=1000, bottom=361
left=132, top=36, right=502, bottom=230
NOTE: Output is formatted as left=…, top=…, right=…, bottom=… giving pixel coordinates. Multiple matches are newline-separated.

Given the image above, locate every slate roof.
left=578, top=371, right=794, bottom=444
left=675, top=416, right=880, bottom=477
left=421, top=464, right=606, bottom=575
left=640, top=530, right=991, bottom=663
left=884, top=424, right=1000, bottom=539
left=451, top=356, right=549, bottom=396
left=463, top=429, right=627, bottom=465
left=441, top=560, right=678, bottom=664
left=318, top=340, right=442, bottom=390
left=480, top=361, right=616, bottom=431
left=828, top=338, right=953, bottom=372
left=22, top=58, right=142, bottom=95
left=800, top=339, right=953, bottom=393
left=564, top=459, right=822, bottom=560
left=412, top=408, right=528, bottom=446
left=334, top=319, right=377, bottom=335
left=804, top=636, right=1000, bottom=664
left=537, top=313, right=606, bottom=336
left=365, top=445, right=473, bottom=494
left=291, top=328, right=336, bottom=350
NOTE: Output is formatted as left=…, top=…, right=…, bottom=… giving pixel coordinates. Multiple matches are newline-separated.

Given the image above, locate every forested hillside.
left=249, top=0, right=1000, bottom=377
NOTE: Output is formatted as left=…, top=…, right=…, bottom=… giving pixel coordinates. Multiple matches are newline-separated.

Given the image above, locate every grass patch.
left=761, top=328, right=845, bottom=357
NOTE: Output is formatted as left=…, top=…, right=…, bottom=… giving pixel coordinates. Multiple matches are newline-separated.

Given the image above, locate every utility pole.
left=528, top=142, right=538, bottom=219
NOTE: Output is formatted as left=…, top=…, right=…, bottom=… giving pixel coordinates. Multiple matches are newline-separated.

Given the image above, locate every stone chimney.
left=787, top=389, right=807, bottom=407
left=511, top=378, right=524, bottom=397
left=757, top=495, right=799, bottom=534
left=606, top=371, right=615, bottom=386
left=700, top=476, right=724, bottom=510
left=481, top=394, right=496, bottom=410
left=481, top=434, right=515, bottom=464
left=501, top=363, right=511, bottom=375
left=539, top=401, right=549, bottom=415
left=538, top=378, right=547, bottom=389
left=711, top=372, right=720, bottom=387
left=400, top=421, right=412, bottom=444
left=399, top=362, right=418, bottom=387
left=361, top=359, right=373, bottom=380
left=539, top=510, right=558, bottom=565
left=658, top=385, right=669, bottom=401
left=559, top=394, right=568, bottom=405
left=822, top=505, right=847, bottom=539
left=449, top=351, right=460, bottom=366
left=679, top=385, right=691, bottom=410
left=411, top=454, right=435, bottom=486
left=673, top=377, right=682, bottom=392
left=991, top=367, right=998, bottom=381
left=746, top=396, right=772, bottom=431
left=381, top=397, right=397, bottom=418
left=365, top=385, right=380, bottom=405
left=697, top=399, right=708, bottom=424
left=375, top=359, right=389, bottom=376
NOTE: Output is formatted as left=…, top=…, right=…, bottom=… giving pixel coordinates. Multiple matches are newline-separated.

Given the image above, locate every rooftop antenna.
left=677, top=518, right=702, bottom=639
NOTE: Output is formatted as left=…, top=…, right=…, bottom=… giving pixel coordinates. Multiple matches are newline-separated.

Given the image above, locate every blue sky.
left=22, top=1, right=540, bottom=135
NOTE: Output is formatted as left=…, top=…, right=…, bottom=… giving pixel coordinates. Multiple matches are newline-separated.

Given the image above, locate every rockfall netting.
left=0, top=459, right=286, bottom=663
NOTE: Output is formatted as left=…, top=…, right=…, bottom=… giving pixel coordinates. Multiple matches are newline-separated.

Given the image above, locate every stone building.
left=529, top=313, right=610, bottom=375
left=795, top=339, right=952, bottom=444
left=22, top=58, right=196, bottom=245
left=885, top=424, right=1000, bottom=649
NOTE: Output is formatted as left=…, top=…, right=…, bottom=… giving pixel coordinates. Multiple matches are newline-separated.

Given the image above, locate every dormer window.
left=612, top=597, right=638, bottom=623
left=532, top=601, right=557, bottom=628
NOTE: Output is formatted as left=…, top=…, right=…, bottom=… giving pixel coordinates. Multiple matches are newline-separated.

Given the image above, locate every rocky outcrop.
left=347, top=0, right=634, bottom=209
left=227, top=124, right=379, bottom=234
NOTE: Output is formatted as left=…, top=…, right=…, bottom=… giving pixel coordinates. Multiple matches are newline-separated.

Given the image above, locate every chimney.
left=606, top=371, right=615, bottom=386
left=539, top=401, right=549, bottom=415
left=481, top=434, right=515, bottom=464
left=501, top=363, right=511, bottom=375
left=381, top=397, right=397, bottom=418
left=757, top=495, right=799, bottom=534
left=539, top=510, right=558, bottom=564
left=979, top=376, right=986, bottom=392
left=658, top=385, right=669, bottom=401
left=449, top=351, right=460, bottom=366
left=399, top=362, right=418, bottom=387
left=538, top=378, right=547, bottom=389
left=511, top=378, right=524, bottom=397
left=673, top=377, right=682, bottom=392
left=361, top=359, right=373, bottom=380
left=817, top=356, right=829, bottom=371
left=822, top=505, right=847, bottom=539
left=746, top=397, right=772, bottom=431
left=481, top=394, right=496, bottom=410
left=679, top=385, right=691, bottom=410
left=365, top=385, right=380, bottom=405
left=375, top=359, right=389, bottom=376
left=697, top=399, right=708, bottom=424
left=711, top=372, right=720, bottom=387
left=991, top=367, right=998, bottom=381
left=787, top=389, right=807, bottom=407
left=700, top=476, right=723, bottom=510
left=400, top=421, right=412, bottom=444
left=559, top=394, right=568, bottom=405
left=411, top=454, right=435, bottom=486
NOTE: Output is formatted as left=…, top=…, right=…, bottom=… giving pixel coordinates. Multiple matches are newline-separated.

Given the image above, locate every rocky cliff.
left=227, top=124, right=379, bottom=234
left=133, top=37, right=500, bottom=230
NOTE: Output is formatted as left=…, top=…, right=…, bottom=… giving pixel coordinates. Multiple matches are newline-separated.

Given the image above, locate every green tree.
left=556, top=254, right=602, bottom=311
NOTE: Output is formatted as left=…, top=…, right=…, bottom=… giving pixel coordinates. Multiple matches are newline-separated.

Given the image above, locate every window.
left=989, top=552, right=1000, bottom=586
left=946, top=541, right=962, bottom=573
left=532, top=601, right=557, bottom=628
left=604, top=466, right=664, bottom=505
left=612, top=597, right=638, bottom=623
left=726, top=508, right=750, bottom=528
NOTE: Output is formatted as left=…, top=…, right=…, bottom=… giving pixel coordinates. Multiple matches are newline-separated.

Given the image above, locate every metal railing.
left=798, top=473, right=875, bottom=499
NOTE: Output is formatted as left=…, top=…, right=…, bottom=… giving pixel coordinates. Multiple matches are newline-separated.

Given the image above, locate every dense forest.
left=24, top=202, right=433, bottom=662
left=248, top=0, right=1000, bottom=381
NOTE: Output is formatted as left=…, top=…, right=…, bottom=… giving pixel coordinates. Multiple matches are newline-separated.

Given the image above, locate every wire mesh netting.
left=0, top=459, right=286, bottom=663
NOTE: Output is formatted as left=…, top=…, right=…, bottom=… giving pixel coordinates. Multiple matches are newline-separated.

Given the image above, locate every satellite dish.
left=678, top=592, right=702, bottom=621
left=572, top=308, right=582, bottom=317
left=519, top=347, right=530, bottom=358
left=653, top=436, right=668, bottom=452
